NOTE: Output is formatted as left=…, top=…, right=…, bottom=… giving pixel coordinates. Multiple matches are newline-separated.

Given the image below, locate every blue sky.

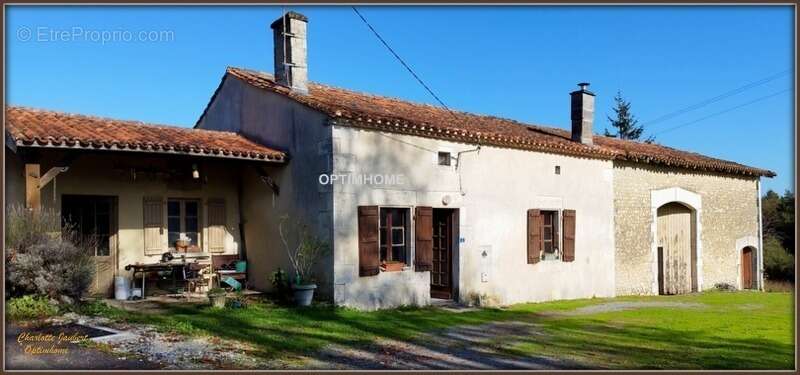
left=6, top=6, right=794, bottom=193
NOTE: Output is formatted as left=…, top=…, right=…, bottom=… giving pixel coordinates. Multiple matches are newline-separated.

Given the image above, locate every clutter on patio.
left=119, top=250, right=248, bottom=301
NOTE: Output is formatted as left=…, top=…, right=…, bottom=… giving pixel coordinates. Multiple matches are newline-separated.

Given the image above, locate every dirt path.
left=559, top=301, right=707, bottom=316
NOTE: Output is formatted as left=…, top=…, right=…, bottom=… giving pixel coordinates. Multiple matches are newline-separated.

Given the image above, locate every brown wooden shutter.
left=562, top=209, right=576, bottom=262
left=527, top=209, right=543, bottom=264
left=414, top=206, right=433, bottom=271
left=143, top=197, right=164, bottom=255
left=358, top=206, right=380, bottom=277
left=207, top=199, right=227, bottom=253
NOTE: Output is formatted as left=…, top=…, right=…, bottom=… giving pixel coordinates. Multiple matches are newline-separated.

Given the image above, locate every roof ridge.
left=226, top=66, right=569, bottom=131
left=221, top=66, right=773, bottom=177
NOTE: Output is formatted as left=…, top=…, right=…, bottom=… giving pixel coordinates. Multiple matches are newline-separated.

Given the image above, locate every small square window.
left=438, top=152, right=451, bottom=166
left=555, top=166, right=561, bottom=175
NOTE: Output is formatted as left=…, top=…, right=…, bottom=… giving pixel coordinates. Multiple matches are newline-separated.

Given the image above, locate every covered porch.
left=5, top=107, right=286, bottom=298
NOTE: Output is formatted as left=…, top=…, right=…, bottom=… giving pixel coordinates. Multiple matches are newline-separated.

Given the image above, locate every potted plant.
left=279, top=216, right=330, bottom=307
left=207, top=287, right=227, bottom=308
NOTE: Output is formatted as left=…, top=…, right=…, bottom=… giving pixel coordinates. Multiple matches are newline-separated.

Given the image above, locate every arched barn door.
left=741, top=247, right=756, bottom=289
left=657, top=202, right=696, bottom=295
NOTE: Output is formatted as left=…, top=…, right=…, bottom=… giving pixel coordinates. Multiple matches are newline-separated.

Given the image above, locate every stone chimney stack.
left=270, top=11, right=308, bottom=94
left=570, top=82, right=595, bottom=145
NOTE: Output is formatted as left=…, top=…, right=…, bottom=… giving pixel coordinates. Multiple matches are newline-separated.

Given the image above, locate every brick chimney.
left=570, top=82, right=595, bottom=145
left=270, top=11, right=308, bottom=94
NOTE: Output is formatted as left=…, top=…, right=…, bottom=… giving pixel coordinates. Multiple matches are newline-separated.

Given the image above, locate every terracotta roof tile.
left=5, top=106, right=286, bottom=162
left=220, top=66, right=774, bottom=177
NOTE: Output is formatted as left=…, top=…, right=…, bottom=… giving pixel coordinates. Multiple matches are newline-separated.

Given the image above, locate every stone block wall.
left=614, top=161, right=761, bottom=295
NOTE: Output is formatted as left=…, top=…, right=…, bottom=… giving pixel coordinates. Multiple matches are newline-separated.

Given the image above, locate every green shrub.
left=5, top=206, right=95, bottom=301
left=7, top=295, right=58, bottom=321
left=7, top=235, right=95, bottom=301
left=764, top=236, right=794, bottom=281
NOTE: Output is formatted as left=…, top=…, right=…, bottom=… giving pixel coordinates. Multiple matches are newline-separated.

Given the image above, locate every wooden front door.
left=657, top=202, right=693, bottom=295
left=62, top=195, right=117, bottom=297
left=431, top=209, right=453, bottom=299
left=742, top=247, right=755, bottom=289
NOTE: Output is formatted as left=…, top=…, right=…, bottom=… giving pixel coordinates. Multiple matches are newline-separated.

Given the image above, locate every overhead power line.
left=351, top=6, right=454, bottom=114
left=643, top=69, right=790, bottom=127
left=651, top=88, right=791, bottom=136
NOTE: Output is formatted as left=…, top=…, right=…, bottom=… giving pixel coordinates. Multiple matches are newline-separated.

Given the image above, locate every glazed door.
left=431, top=209, right=453, bottom=299
left=62, top=195, right=117, bottom=297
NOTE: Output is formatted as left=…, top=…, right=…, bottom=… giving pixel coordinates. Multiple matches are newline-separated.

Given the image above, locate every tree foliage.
left=604, top=90, right=654, bottom=143
left=761, top=190, right=795, bottom=282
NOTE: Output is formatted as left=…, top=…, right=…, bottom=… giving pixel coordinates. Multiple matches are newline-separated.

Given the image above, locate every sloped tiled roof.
left=6, top=106, right=286, bottom=162
left=216, top=66, right=774, bottom=177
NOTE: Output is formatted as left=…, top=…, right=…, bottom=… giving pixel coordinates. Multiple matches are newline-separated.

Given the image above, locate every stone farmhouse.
left=4, top=12, right=773, bottom=309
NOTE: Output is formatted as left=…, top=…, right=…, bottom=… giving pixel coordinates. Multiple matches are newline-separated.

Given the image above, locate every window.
left=379, top=208, right=410, bottom=266
left=554, top=165, right=561, bottom=175
left=541, top=210, right=559, bottom=259
left=527, top=209, right=576, bottom=264
left=167, top=199, right=201, bottom=251
left=438, top=152, right=451, bottom=166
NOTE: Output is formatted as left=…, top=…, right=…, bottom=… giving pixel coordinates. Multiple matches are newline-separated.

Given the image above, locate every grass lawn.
left=76, top=291, right=794, bottom=369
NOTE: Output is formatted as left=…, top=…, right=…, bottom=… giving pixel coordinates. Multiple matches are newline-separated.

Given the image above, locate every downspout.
left=757, top=178, right=764, bottom=291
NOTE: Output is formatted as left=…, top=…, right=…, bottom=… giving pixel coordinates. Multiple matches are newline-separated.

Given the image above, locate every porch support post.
left=25, top=163, right=41, bottom=209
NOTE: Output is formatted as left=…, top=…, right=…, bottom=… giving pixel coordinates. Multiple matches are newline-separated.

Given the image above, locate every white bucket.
left=130, top=288, right=143, bottom=298
left=114, top=276, right=130, bottom=300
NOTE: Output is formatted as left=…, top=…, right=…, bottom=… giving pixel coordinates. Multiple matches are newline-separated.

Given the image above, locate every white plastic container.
left=114, top=276, right=130, bottom=300
left=130, top=288, right=143, bottom=298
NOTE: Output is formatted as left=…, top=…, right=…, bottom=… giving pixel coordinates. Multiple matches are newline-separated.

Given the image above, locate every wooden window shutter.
left=207, top=199, right=227, bottom=253
left=414, top=206, right=433, bottom=272
left=527, top=209, right=543, bottom=264
left=562, top=209, right=576, bottom=262
left=143, top=197, right=164, bottom=255
left=358, top=206, right=380, bottom=277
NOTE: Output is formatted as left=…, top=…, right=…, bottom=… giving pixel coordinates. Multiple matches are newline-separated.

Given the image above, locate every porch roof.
left=5, top=106, right=286, bottom=162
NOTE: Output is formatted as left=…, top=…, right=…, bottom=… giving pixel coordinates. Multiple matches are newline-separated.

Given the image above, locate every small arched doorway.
left=656, top=202, right=697, bottom=295
left=741, top=246, right=757, bottom=289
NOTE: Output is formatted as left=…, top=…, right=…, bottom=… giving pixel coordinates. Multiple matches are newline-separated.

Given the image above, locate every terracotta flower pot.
left=381, top=262, right=405, bottom=272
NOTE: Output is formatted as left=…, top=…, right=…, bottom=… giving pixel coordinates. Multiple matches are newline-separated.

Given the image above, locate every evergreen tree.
left=604, top=91, right=654, bottom=143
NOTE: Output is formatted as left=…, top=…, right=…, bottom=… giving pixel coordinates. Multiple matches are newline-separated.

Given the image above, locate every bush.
left=764, top=236, right=794, bottom=281
left=7, top=295, right=58, bottom=321
left=270, top=267, right=291, bottom=304
left=5, top=206, right=95, bottom=301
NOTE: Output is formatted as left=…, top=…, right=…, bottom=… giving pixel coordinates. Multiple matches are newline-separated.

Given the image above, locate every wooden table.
left=124, top=260, right=200, bottom=298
